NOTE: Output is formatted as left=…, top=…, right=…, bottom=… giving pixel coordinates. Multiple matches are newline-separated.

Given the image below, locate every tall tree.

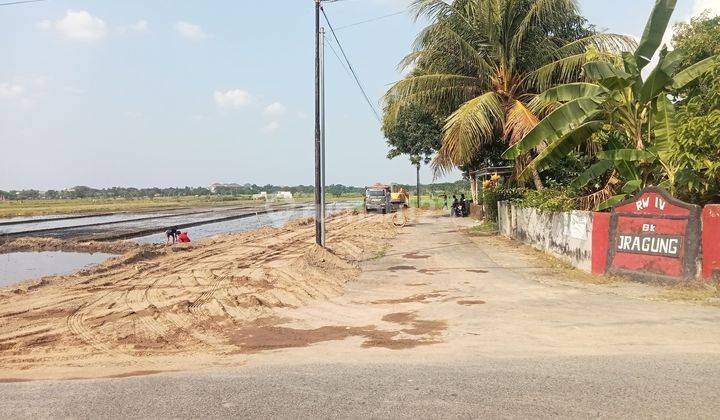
left=384, top=0, right=635, bottom=189
left=383, top=102, right=443, bottom=207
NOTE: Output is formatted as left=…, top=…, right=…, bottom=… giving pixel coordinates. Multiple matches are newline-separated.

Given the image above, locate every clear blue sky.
left=0, top=0, right=714, bottom=190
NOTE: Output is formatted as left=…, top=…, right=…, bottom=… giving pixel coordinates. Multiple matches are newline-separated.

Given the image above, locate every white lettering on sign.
left=642, top=224, right=656, bottom=232
left=635, top=196, right=667, bottom=211
left=617, top=235, right=681, bottom=257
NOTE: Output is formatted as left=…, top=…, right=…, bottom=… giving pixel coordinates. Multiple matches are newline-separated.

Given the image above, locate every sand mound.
left=0, top=212, right=396, bottom=375
left=0, top=237, right=141, bottom=255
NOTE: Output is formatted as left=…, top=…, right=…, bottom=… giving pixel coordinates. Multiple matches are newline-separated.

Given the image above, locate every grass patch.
left=465, top=220, right=497, bottom=237
left=373, top=245, right=390, bottom=260
left=657, top=284, right=720, bottom=306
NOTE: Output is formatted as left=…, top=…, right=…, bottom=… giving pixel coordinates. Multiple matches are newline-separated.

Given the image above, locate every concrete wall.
left=497, top=202, right=594, bottom=272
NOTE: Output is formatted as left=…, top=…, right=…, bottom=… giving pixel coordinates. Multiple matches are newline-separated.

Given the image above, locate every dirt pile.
left=0, top=213, right=396, bottom=376
left=0, top=237, right=141, bottom=255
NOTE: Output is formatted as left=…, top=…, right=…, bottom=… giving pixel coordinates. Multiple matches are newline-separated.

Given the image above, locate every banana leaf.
left=634, top=0, right=677, bottom=71
left=640, top=48, right=685, bottom=102
left=622, top=179, right=643, bottom=194
left=596, top=149, right=656, bottom=162
left=502, top=97, right=602, bottom=159
left=534, top=83, right=607, bottom=104
left=671, top=55, right=718, bottom=90
left=597, top=194, right=629, bottom=211
left=570, top=160, right=614, bottom=189
left=622, top=52, right=644, bottom=98
left=520, top=121, right=604, bottom=180
left=653, top=95, right=676, bottom=164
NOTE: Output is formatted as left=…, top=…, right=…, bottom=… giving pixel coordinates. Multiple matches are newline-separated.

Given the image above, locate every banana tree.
left=502, top=0, right=717, bottom=210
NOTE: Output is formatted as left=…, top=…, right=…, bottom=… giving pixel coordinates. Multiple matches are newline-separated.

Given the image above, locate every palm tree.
left=384, top=0, right=635, bottom=189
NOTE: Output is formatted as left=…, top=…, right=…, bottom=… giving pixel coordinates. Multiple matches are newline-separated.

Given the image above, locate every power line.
left=0, top=0, right=45, bottom=6
left=335, top=10, right=405, bottom=31
left=321, top=6, right=382, bottom=123
left=324, top=39, right=352, bottom=78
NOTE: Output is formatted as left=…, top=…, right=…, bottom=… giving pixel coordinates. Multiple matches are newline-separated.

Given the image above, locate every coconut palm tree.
left=384, top=0, right=635, bottom=189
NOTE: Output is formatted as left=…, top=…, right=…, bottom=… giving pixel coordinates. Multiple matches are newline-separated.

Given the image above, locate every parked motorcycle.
left=452, top=198, right=470, bottom=217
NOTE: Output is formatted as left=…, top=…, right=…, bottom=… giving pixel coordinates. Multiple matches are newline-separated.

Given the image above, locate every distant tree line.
left=0, top=181, right=469, bottom=201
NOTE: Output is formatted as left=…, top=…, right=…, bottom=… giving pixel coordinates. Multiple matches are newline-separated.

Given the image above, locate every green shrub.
left=483, top=187, right=523, bottom=221
left=513, top=188, right=577, bottom=212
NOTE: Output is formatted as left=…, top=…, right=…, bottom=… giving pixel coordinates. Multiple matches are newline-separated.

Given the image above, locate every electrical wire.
left=321, top=6, right=382, bottom=123
left=335, top=10, right=405, bottom=31
left=0, top=0, right=45, bottom=6
left=324, top=39, right=353, bottom=79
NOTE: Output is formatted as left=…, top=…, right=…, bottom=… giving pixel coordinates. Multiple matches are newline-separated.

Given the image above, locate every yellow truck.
left=391, top=188, right=410, bottom=209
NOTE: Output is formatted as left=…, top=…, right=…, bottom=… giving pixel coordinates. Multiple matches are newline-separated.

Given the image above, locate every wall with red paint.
left=591, top=212, right=610, bottom=275
left=702, top=205, right=720, bottom=280
left=500, top=193, right=718, bottom=282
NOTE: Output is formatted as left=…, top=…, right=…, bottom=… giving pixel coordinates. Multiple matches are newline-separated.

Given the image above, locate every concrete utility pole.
left=314, top=0, right=323, bottom=246
left=320, top=26, right=326, bottom=247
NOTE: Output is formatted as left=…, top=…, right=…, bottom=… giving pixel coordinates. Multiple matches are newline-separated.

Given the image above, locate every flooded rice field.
left=133, top=203, right=353, bottom=243
left=0, top=202, right=359, bottom=287
left=0, top=251, right=114, bottom=287
left=0, top=213, right=169, bottom=235
left=0, top=202, right=326, bottom=241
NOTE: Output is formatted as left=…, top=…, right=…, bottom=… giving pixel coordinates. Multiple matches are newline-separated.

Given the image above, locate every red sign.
left=607, top=187, right=701, bottom=280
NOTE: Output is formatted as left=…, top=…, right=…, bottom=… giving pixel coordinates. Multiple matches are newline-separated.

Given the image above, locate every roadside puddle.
left=402, top=252, right=431, bottom=259
left=417, top=268, right=443, bottom=276
left=457, top=299, right=486, bottom=306
left=388, top=265, right=416, bottom=272
left=0, top=251, right=114, bottom=287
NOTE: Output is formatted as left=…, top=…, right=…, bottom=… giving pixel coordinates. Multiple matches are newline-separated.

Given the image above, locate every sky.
left=0, top=0, right=717, bottom=190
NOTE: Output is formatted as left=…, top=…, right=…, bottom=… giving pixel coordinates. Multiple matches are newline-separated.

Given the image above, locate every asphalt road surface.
left=2, top=356, right=720, bottom=418
left=2, top=212, right=720, bottom=418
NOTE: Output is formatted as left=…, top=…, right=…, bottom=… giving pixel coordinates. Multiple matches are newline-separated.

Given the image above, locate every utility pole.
left=314, top=0, right=322, bottom=246
left=320, top=27, right=326, bottom=247
left=416, top=163, right=421, bottom=208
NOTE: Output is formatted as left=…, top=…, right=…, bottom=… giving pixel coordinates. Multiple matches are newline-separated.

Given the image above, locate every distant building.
left=210, top=183, right=242, bottom=193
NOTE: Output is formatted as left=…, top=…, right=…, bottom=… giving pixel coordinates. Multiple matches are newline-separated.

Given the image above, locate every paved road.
left=2, top=212, right=720, bottom=418
left=2, top=356, right=720, bottom=418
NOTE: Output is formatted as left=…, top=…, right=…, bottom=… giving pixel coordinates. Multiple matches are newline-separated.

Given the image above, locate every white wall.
left=497, top=202, right=594, bottom=272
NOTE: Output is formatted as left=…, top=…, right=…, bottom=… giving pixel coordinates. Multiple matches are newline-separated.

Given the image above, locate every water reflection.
left=0, top=251, right=114, bottom=287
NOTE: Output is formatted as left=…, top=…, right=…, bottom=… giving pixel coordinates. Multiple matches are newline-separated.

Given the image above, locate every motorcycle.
left=452, top=200, right=469, bottom=217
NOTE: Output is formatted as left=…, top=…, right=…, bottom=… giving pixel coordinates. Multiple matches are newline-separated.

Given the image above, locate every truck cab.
left=364, top=187, right=389, bottom=213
